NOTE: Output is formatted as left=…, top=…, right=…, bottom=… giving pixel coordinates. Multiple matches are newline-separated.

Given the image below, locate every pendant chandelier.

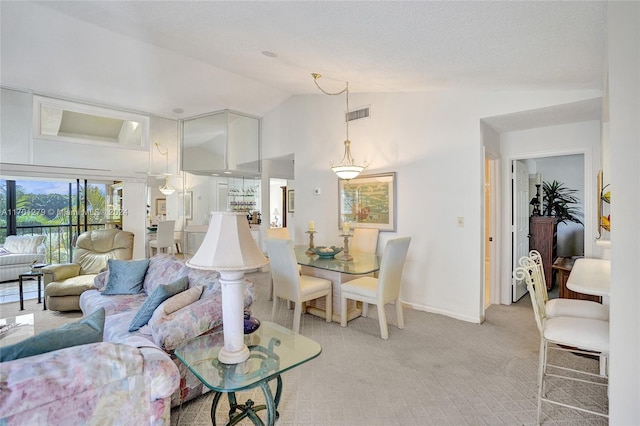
left=155, top=143, right=175, bottom=195
left=312, top=73, right=368, bottom=180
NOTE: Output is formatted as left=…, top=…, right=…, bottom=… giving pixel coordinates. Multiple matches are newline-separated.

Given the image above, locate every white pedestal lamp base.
left=218, top=270, right=251, bottom=364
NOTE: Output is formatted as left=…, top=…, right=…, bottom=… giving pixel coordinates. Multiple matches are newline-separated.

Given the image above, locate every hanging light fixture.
left=155, top=142, right=175, bottom=195
left=312, top=73, right=368, bottom=180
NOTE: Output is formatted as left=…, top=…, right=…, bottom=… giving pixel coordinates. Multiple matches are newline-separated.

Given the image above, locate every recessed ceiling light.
left=223, top=171, right=232, bottom=174
left=261, top=51, right=277, bottom=58
left=173, top=108, right=184, bottom=114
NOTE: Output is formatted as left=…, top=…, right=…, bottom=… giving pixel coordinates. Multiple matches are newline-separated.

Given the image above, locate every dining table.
left=294, top=245, right=380, bottom=323
left=566, top=258, right=610, bottom=305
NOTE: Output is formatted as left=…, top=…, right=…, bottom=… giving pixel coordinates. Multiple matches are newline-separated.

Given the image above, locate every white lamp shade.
left=186, top=212, right=268, bottom=271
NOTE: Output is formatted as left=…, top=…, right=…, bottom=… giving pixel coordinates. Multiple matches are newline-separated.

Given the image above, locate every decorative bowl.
left=311, top=246, right=344, bottom=258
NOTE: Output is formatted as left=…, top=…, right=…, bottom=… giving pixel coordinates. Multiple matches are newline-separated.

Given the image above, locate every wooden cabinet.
left=552, top=257, right=602, bottom=303
left=529, top=216, right=557, bottom=290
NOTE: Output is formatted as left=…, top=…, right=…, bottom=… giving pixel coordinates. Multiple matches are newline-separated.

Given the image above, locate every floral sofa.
left=0, top=234, right=46, bottom=282
left=0, top=254, right=255, bottom=425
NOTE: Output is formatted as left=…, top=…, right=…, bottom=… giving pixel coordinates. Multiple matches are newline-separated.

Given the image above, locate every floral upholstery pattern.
left=80, top=290, right=147, bottom=315
left=0, top=342, right=178, bottom=426
left=1, top=254, right=256, bottom=424
left=80, top=254, right=255, bottom=409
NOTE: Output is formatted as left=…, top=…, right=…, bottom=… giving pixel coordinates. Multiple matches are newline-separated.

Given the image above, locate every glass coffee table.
left=0, top=313, right=35, bottom=348
left=174, top=321, right=321, bottom=426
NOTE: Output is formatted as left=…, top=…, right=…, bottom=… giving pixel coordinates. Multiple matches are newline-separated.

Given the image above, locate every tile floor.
left=0, top=279, right=43, bottom=305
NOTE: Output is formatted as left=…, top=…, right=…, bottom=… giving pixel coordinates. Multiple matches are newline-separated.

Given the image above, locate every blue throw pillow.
left=129, top=276, right=189, bottom=331
left=102, top=259, right=150, bottom=295
left=0, top=308, right=105, bottom=362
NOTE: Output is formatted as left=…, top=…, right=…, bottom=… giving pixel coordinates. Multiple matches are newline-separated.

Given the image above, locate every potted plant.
left=542, top=180, right=584, bottom=225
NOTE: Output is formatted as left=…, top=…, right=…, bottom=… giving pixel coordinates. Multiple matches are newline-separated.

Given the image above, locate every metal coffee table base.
left=18, top=272, right=45, bottom=311
left=212, top=375, right=282, bottom=426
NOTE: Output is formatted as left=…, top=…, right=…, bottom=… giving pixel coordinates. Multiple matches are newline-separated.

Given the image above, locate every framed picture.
left=338, top=172, right=396, bottom=231
left=288, top=189, right=295, bottom=213
left=184, top=191, right=193, bottom=220
left=155, top=198, right=166, bottom=216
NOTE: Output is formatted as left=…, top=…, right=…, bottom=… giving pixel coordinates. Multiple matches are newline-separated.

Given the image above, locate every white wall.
left=607, top=2, right=640, bottom=423
left=262, top=89, right=602, bottom=323
left=0, top=88, right=180, bottom=254
left=499, top=120, right=601, bottom=304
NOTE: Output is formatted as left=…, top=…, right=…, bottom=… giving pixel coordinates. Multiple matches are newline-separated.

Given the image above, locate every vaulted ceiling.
left=1, top=1, right=607, bottom=119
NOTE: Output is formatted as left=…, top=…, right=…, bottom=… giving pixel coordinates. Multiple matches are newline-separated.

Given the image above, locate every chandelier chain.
left=311, top=73, right=367, bottom=180
left=312, top=74, right=350, bottom=142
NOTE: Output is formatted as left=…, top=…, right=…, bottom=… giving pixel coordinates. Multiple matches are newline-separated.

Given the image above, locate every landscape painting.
left=338, top=172, right=396, bottom=231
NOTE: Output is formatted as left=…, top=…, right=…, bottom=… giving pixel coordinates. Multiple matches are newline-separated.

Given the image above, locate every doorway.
left=484, top=156, right=501, bottom=311
left=507, top=153, right=586, bottom=304
left=269, top=178, right=287, bottom=228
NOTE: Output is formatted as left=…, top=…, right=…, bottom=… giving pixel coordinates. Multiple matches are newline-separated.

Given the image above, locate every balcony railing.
left=1, top=224, right=105, bottom=264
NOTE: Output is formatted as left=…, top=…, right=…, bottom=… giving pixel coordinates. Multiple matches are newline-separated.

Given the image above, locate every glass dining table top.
left=174, top=321, right=322, bottom=392
left=294, top=245, right=380, bottom=275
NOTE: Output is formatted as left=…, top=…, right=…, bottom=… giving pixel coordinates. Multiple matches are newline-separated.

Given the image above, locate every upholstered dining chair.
left=266, top=227, right=291, bottom=240
left=265, top=227, right=300, bottom=301
left=148, top=220, right=176, bottom=257
left=523, top=251, right=609, bottom=321
left=350, top=228, right=379, bottom=254
left=266, top=238, right=332, bottom=333
left=513, top=262, right=609, bottom=423
left=340, top=237, right=411, bottom=339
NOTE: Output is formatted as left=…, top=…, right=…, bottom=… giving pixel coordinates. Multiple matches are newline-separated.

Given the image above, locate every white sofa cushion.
left=0, top=253, right=46, bottom=267
left=3, top=235, right=45, bottom=254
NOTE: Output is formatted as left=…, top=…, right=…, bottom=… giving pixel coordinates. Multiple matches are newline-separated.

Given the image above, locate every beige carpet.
left=0, top=298, right=82, bottom=334
left=0, top=272, right=608, bottom=425
left=171, top=271, right=608, bottom=426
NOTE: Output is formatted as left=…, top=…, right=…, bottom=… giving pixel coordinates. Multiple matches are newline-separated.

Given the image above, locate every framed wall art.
left=338, top=172, right=396, bottom=231
left=288, top=189, right=295, bottom=213
left=184, top=191, right=193, bottom=220
left=155, top=198, right=166, bottom=216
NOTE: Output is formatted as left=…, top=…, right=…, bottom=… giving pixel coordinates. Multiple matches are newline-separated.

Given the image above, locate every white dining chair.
left=148, top=220, right=176, bottom=257
left=523, top=251, right=609, bottom=321
left=266, top=227, right=291, bottom=240
left=350, top=228, right=379, bottom=254
left=513, top=262, right=609, bottom=423
left=265, top=228, right=299, bottom=301
left=340, top=237, right=411, bottom=339
left=266, top=238, right=332, bottom=333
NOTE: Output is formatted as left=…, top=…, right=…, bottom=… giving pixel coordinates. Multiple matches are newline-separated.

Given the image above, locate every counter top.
left=185, top=224, right=261, bottom=232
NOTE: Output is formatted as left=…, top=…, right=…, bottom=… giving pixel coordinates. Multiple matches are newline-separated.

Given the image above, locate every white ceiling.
left=1, top=1, right=607, bottom=120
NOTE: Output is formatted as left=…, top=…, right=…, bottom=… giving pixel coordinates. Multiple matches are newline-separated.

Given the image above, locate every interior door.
left=512, top=160, right=530, bottom=302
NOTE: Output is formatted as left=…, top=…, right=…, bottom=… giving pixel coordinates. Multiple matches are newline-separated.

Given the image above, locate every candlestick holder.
left=305, top=230, right=317, bottom=255
left=335, top=233, right=353, bottom=261
left=530, top=184, right=542, bottom=216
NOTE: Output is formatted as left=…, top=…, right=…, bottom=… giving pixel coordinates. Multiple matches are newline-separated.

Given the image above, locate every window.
left=34, top=96, right=149, bottom=150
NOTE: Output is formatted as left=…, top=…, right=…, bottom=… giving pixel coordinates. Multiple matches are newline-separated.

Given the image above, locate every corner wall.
left=607, top=2, right=640, bottom=423
left=262, top=89, right=602, bottom=323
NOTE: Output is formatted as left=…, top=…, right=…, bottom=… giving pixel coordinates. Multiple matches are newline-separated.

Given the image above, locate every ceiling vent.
left=345, top=106, right=370, bottom=122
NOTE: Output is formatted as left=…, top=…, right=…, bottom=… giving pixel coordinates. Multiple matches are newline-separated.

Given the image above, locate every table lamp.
left=186, top=212, right=269, bottom=364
